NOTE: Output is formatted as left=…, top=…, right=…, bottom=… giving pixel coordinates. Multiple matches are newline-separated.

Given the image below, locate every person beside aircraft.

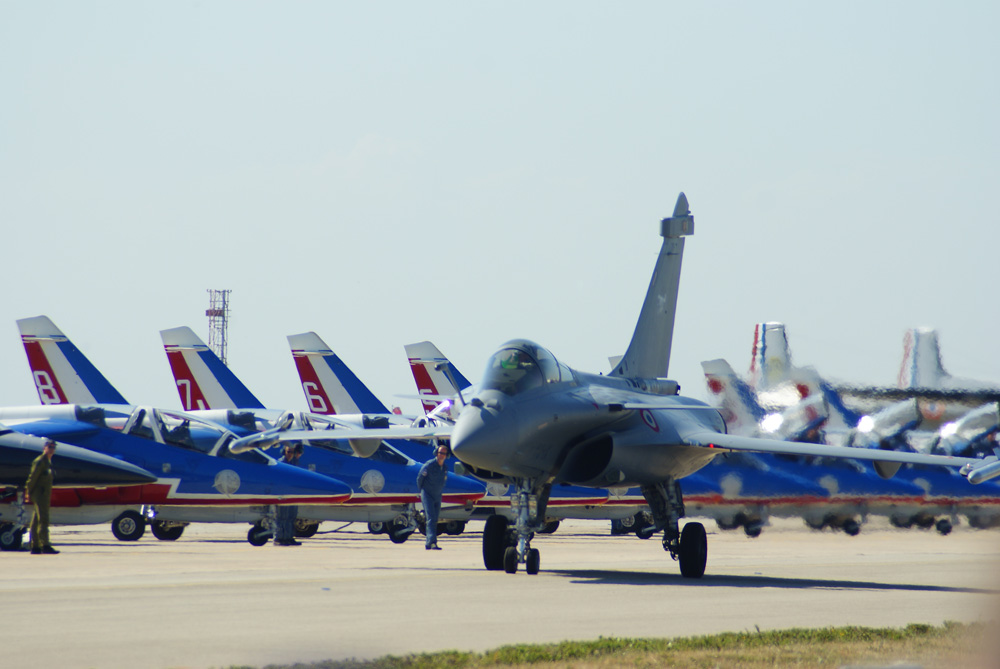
left=417, top=446, right=449, bottom=550
left=275, top=444, right=304, bottom=546
left=26, top=439, right=58, bottom=554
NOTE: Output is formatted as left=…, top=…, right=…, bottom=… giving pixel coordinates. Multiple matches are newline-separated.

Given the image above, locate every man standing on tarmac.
left=417, top=444, right=449, bottom=550
left=274, top=444, right=303, bottom=547
left=26, top=439, right=58, bottom=554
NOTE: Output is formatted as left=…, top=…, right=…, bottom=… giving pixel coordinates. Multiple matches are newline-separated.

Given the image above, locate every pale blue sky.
left=2, top=2, right=998, bottom=412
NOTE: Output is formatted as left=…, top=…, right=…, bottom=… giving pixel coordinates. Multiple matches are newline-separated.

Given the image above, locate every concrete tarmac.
left=2, top=518, right=998, bottom=669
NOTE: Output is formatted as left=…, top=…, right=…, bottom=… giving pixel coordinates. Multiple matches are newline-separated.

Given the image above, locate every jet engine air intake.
left=558, top=434, right=616, bottom=485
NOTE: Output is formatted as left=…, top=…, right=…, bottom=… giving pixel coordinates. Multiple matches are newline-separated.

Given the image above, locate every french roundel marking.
left=640, top=409, right=659, bottom=432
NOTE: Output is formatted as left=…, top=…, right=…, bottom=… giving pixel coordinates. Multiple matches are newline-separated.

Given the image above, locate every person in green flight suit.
left=26, top=439, right=59, bottom=555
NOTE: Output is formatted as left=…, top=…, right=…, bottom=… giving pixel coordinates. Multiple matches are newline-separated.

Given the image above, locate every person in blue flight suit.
left=274, top=443, right=303, bottom=547
left=417, top=444, right=449, bottom=550
left=26, top=440, right=58, bottom=554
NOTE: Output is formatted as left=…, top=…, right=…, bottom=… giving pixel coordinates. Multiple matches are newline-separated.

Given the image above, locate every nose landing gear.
left=484, top=480, right=549, bottom=575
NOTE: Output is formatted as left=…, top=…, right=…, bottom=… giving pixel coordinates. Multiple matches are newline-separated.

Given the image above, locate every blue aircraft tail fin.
left=160, top=326, right=265, bottom=411
left=17, top=315, right=129, bottom=405
left=287, top=332, right=390, bottom=415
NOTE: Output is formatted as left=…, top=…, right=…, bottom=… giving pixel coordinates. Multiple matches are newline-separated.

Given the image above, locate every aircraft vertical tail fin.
left=287, top=332, right=390, bottom=415
left=749, top=322, right=793, bottom=389
left=17, top=315, right=128, bottom=405
left=702, top=358, right=767, bottom=434
left=404, top=341, right=471, bottom=414
left=898, top=327, right=948, bottom=388
left=160, top=327, right=265, bottom=411
left=610, top=193, right=694, bottom=379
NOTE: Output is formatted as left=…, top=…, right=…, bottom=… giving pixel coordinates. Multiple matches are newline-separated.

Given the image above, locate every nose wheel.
left=484, top=480, right=549, bottom=574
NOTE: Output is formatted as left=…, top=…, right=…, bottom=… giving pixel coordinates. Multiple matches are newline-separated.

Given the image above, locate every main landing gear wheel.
left=112, top=510, right=146, bottom=541
left=442, top=520, right=466, bottom=536
left=842, top=519, right=861, bottom=536
left=150, top=520, right=185, bottom=541
left=743, top=519, right=763, bottom=538
left=935, top=518, right=953, bottom=535
left=482, top=515, right=509, bottom=570
left=525, top=548, right=540, bottom=575
left=367, top=521, right=385, bottom=534
left=503, top=546, right=518, bottom=574
left=678, top=522, right=707, bottom=579
left=247, top=521, right=271, bottom=546
left=538, top=520, right=560, bottom=534
left=295, top=520, right=320, bottom=538
left=387, top=519, right=414, bottom=544
left=0, top=524, right=23, bottom=551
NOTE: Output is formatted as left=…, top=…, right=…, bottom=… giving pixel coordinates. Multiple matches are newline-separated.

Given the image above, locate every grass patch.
left=245, top=621, right=991, bottom=669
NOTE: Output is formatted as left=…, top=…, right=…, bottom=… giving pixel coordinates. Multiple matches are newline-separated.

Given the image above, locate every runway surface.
left=3, top=517, right=998, bottom=669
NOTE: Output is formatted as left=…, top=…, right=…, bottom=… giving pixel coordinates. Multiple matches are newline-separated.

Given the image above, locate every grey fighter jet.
left=443, top=194, right=981, bottom=578
left=279, top=194, right=981, bottom=578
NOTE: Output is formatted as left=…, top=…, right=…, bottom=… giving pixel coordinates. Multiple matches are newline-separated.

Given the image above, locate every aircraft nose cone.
left=443, top=471, right=487, bottom=503
left=451, top=399, right=517, bottom=473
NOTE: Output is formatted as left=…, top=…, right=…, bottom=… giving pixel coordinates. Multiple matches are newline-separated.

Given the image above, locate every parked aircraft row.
left=702, top=322, right=1000, bottom=536
left=4, top=193, right=996, bottom=582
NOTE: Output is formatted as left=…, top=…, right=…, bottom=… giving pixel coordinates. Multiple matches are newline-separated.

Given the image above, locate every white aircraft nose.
left=451, top=399, right=517, bottom=472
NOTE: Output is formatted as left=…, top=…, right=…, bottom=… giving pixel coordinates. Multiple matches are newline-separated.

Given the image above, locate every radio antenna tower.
left=205, top=289, right=232, bottom=365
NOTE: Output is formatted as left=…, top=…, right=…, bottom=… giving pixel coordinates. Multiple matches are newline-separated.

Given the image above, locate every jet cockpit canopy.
left=481, top=340, right=574, bottom=396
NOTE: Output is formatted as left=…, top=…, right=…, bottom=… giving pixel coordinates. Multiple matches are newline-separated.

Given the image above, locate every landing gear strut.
left=641, top=479, right=707, bottom=578
left=485, top=480, right=549, bottom=575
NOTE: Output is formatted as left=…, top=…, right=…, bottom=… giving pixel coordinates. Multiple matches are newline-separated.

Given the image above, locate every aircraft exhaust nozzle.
left=967, top=458, right=1000, bottom=485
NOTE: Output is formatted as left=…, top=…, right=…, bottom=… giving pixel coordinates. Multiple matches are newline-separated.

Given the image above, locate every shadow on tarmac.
left=547, top=569, right=999, bottom=594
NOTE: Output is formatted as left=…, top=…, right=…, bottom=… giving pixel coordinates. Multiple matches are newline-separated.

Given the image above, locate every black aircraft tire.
left=936, top=518, right=953, bottom=536
left=367, top=521, right=385, bottom=534
left=633, top=514, right=652, bottom=538
left=0, top=524, right=23, bottom=551
left=150, top=520, right=184, bottom=541
left=842, top=519, right=861, bottom=536
left=526, top=548, right=540, bottom=575
left=247, top=522, right=271, bottom=546
left=388, top=529, right=410, bottom=544
left=388, top=520, right=411, bottom=544
left=503, top=546, right=518, bottom=574
left=444, top=521, right=466, bottom=536
left=295, top=520, right=320, bottom=538
left=538, top=520, right=560, bottom=534
left=111, top=510, right=146, bottom=542
left=678, top=522, right=707, bottom=579
left=483, top=515, right=509, bottom=570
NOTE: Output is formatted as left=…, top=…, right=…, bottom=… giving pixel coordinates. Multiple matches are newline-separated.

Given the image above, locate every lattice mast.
left=205, top=289, right=231, bottom=365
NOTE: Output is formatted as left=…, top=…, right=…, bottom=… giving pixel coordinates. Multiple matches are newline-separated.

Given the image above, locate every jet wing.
left=274, top=425, right=452, bottom=443
left=834, top=384, right=1000, bottom=406
left=682, top=430, right=981, bottom=470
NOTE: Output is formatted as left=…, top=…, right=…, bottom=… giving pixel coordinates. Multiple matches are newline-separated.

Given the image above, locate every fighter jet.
left=408, top=194, right=981, bottom=577
left=0, top=403, right=354, bottom=544
left=160, top=326, right=485, bottom=542
left=0, top=432, right=158, bottom=551
left=15, top=317, right=355, bottom=544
